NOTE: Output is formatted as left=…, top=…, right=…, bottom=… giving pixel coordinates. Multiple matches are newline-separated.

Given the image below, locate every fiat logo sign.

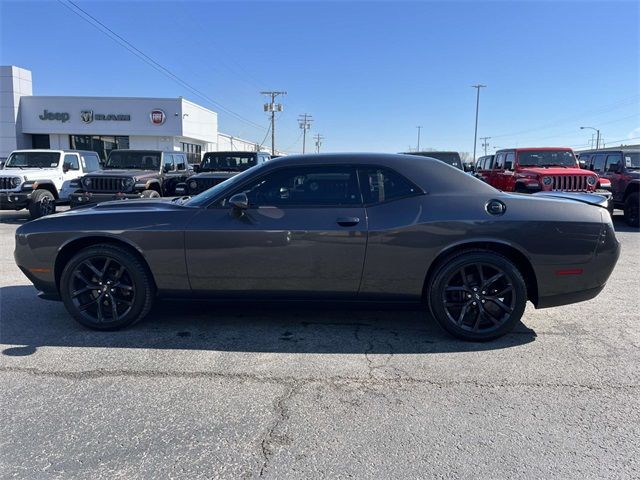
left=150, top=109, right=166, bottom=125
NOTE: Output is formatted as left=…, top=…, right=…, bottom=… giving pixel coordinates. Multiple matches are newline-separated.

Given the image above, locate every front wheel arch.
left=422, top=242, right=538, bottom=306
left=55, top=236, right=157, bottom=294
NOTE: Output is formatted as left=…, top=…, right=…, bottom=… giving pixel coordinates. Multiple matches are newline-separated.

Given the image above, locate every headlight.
left=586, top=176, right=596, bottom=186
left=122, top=178, right=135, bottom=189
left=10, top=176, right=22, bottom=188
left=189, top=180, right=198, bottom=190
left=542, top=176, right=552, bottom=186
left=83, top=178, right=92, bottom=187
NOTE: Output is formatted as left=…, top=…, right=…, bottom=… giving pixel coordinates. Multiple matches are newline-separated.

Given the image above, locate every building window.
left=32, top=134, right=50, bottom=149
left=180, top=142, right=202, bottom=165
left=69, top=135, right=129, bottom=162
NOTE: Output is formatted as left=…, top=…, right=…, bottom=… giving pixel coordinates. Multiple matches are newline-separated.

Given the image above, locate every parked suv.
left=176, top=151, right=270, bottom=196
left=478, top=147, right=610, bottom=195
left=70, top=150, right=193, bottom=207
left=402, top=151, right=463, bottom=170
left=474, top=154, right=495, bottom=180
left=579, top=148, right=640, bottom=226
left=0, top=149, right=101, bottom=218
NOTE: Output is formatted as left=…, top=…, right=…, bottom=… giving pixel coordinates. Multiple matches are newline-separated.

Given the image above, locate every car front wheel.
left=60, top=244, right=155, bottom=330
left=428, top=250, right=528, bottom=341
left=28, top=189, right=56, bottom=219
left=141, top=189, right=161, bottom=198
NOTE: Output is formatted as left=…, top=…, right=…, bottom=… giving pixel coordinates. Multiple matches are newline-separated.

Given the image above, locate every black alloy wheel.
left=28, top=189, right=56, bottom=219
left=624, top=192, right=639, bottom=227
left=60, top=244, right=154, bottom=330
left=429, top=250, right=527, bottom=341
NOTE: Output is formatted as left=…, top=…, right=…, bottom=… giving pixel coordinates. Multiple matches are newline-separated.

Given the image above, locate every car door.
left=489, top=152, right=506, bottom=190
left=603, top=153, right=623, bottom=202
left=184, top=164, right=368, bottom=297
left=164, top=153, right=189, bottom=195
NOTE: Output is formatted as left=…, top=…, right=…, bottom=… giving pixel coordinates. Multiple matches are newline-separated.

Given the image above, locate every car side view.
left=14, top=153, right=620, bottom=341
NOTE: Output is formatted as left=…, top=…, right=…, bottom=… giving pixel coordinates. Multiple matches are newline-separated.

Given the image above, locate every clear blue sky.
left=1, top=0, right=638, bottom=155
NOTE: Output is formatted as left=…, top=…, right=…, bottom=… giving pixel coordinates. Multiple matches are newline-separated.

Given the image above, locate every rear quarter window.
left=359, top=167, right=420, bottom=204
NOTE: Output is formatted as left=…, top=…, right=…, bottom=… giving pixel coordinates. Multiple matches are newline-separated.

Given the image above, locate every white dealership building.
left=1, top=65, right=265, bottom=162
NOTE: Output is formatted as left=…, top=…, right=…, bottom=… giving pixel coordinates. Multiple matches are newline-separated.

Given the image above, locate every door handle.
left=336, top=217, right=360, bottom=227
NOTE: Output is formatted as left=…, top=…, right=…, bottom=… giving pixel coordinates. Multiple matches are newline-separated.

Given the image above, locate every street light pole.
left=580, top=126, right=600, bottom=150
left=471, top=84, right=487, bottom=162
left=416, top=126, right=422, bottom=152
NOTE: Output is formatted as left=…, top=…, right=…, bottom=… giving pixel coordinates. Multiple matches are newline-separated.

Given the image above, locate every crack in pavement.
left=2, top=366, right=638, bottom=391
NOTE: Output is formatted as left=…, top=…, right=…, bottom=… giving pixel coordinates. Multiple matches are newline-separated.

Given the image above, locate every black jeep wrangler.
left=175, top=151, right=270, bottom=196
left=70, top=150, right=193, bottom=208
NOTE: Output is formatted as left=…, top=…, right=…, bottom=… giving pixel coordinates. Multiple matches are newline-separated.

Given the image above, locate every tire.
left=624, top=192, right=639, bottom=227
left=60, top=244, right=155, bottom=330
left=28, top=189, right=56, bottom=219
left=514, top=184, right=528, bottom=194
left=141, top=189, right=161, bottom=198
left=428, top=250, right=528, bottom=341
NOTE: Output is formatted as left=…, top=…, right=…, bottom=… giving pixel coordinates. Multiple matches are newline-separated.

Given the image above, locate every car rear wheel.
left=624, top=192, right=639, bottom=227
left=60, top=244, right=154, bottom=330
left=428, top=250, right=527, bottom=341
left=141, top=189, right=161, bottom=198
left=28, top=189, right=56, bottom=219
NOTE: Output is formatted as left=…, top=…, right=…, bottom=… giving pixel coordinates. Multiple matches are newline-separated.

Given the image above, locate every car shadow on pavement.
left=0, top=285, right=536, bottom=357
left=612, top=213, right=639, bottom=232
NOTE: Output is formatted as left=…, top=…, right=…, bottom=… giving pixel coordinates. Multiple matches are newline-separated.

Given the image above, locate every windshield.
left=185, top=162, right=265, bottom=207
left=200, top=153, right=257, bottom=172
left=106, top=151, right=160, bottom=170
left=625, top=152, right=640, bottom=169
left=518, top=150, right=577, bottom=167
left=5, top=151, right=60, bottom=168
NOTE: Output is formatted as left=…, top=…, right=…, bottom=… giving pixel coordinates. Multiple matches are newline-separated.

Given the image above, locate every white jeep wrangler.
left=0, top=149, right=101, bottom=219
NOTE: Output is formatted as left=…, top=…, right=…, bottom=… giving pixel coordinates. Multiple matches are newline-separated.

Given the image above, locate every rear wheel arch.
left=624, top=182, right=639, bottom=201
left=423, top=241, right=538, bottom=306
left=55, top=236, right=156, bottom=293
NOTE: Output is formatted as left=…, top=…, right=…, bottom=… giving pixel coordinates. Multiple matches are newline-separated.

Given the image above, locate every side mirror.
left=579, top=160, right=587, bottom=169
left=607, top=163, right=620, bottom=173
left=505, top=161, right=513, bottom=170
left=63, top=163, right=70, bottom=173
left=228, top=192, right=249, bottom=210
left=193, top=164, right=201, bottom=173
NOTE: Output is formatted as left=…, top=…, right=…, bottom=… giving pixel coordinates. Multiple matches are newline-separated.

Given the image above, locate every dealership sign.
left=39, top=110, right=70, bottom=123
left=150, top=109, right=166, bottom=125
left=80, top=110, right=131, bottom=123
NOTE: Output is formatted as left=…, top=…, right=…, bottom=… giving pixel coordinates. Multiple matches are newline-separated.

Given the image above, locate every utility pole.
left=416, top=126, right=422, bottom=152
left=261, top=91, right=286, bottom=155
left=580, top=126, right=600, bottom=151
left=314, top=134, right=324, bottom=153
left=471, top=84, right=487, bottom=162
left=480, top=136, right=491, bottom=156
left=298, top=113, right=313, bottom=154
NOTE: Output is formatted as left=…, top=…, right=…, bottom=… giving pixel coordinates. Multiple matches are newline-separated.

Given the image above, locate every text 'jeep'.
left=70, top=150, right=193, bottom=208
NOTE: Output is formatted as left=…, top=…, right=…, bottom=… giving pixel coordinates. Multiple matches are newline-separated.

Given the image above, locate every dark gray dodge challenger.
left=14, top=153, right=620, bottom=341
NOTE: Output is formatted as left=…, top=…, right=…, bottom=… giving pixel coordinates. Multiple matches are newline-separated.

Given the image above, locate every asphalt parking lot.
left=1, top=208, right=639, bottom=479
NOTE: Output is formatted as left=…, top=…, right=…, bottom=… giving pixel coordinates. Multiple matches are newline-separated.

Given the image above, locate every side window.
left=175, top=154, right=186, bottom=170
left=605, top=154, right=622, bottom=172
left=505, top=152, right=515, bottom=170
left=592, top=154, right=606, bottom=173
left=495, top=153, right=505, bottom=170
left=81, top=153, right=100, bottom=172
left=359, top=167, right=420, bottom=204
left=230, top=166, right=361, bottom=207
left=64, top=154, right=79, bottom=171
left=579, top=154, right=591, bottom=169
left=163, top=154, right=174, bottom=172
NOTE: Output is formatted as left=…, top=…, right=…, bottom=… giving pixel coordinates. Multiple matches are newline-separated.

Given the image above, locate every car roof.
left=10, top=149, right=98, bottom=154
left=258, top=153, right=496, bottom=195
left=495, top=147, right=574, bottom=153
left=203, top=151, right=260, bottom=155
left=108, top=149, right=176, bottom=154
left=579, top=148, right=639, bottom=154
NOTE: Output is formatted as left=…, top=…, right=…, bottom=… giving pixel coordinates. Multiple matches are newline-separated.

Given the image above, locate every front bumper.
left=0, top=191, right=31, bottom=210
left=70, top=191, right=143, bottom=208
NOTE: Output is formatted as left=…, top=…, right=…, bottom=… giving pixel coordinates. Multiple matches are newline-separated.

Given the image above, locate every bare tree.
left=459, top=152, right=473, bottom=163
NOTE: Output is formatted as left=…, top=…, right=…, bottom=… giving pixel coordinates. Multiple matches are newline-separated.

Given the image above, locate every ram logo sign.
left=80, top=110, right=94, bottom=124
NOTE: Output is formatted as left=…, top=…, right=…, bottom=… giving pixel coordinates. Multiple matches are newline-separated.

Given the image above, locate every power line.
left=57, top=0, right=267, bottom=133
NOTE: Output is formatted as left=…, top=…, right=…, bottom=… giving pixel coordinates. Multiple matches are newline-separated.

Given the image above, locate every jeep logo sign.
left=150, top=109, right=166, bottom=125
left=39, top=109, right=70, bottom=123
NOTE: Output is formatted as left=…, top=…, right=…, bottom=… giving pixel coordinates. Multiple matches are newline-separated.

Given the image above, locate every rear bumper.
left=70, top=191, right=143, bottom=208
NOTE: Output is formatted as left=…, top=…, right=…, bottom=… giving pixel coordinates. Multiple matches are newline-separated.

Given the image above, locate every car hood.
left=88, top=169, right=158, bottom=178
left=519, top=167, right=593, bottom=176
left=192, top=171, right=238, bottom=179
left=1, top=167, right=61, bottom=180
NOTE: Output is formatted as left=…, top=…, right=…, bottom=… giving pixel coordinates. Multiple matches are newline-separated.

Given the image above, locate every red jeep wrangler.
left=477, top=147, right=610, bottom=195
